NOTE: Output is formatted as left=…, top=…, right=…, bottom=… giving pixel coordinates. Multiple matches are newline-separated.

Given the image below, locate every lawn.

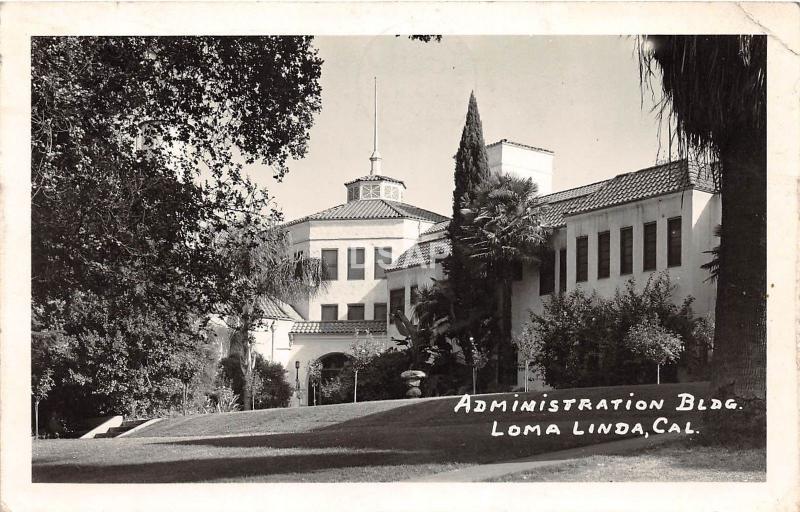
left=489, top=440, right=766, bottom=482
left=33, top=382, right=739, bottom=483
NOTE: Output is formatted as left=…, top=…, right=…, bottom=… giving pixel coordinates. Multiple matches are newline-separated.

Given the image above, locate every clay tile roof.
left=257, top=298, right=298, bottom=321
left=386, top=238, right=451, bottom=272
left=486, top=139, right=554, bottom=154
left=343, top=174, right=406, bottom=186
left=566, top=159, right=718, bottom=216
left=422, top=220, right=450, bottom=235
left=286, top=200, right=448, bottom=226
left=289, top=320, right=387, bottom=335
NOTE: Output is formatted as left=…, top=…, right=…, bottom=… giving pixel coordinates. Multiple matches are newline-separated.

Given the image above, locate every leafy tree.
left=349, top=330, right=385, bottom=403
left=31, top=36, right=323, bottom=422
left=306, top=359, right=322, bottom=406
left=462, top=173, right=550, bottom=385
left=215, top=224, right=324, bottom=409
left=512, top=322, right=542, bottom=392
left=625, top=315, right=684, bottom=384
left=638, top=35, right=766, bottom=444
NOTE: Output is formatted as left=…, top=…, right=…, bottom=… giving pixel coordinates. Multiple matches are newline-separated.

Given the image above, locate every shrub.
left=218, top=353, right=292, bottom=409
left=526, top=272, right=708, bottom=388
left=253, top=357, right=293, bottom=409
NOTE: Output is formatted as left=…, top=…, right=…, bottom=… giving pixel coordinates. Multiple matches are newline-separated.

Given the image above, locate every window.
left=293, top=250, right=305, bottom=278
left=597, top=231, right=610, bottom=279
left=539, top=251, right=555, bottom=296
left=620, top=227, right=633, bottom=275
left=347, top=247, right=365, bottom=280
left=389, top=288, right=405, bottom=317
left=321, top=249, right=338, bottom=281
left=667, top=217, right=682, bottom=267
left=321, top=304, right=338, bottom=321
left=347, top=185, right=358, bottom=201
left=347, top=304, right=365, bottom=321
left=410, top=285, right=419, bottom=306
left=559, top=249, right=567, bottom=292
left=361, top=184, right=380, bottom=199
left=643, top=222, right=657, bottom=271
left=374, top=303, right=388, bottom=322
left=374, top=247, right=392, bottom=279
left=576, top=236, right=588, bottom=282
left=384, top=185, right=399, bottom=201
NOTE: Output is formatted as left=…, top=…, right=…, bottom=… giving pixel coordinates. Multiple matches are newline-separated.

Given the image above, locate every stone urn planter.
left=400, top=370, right=426, bottom=398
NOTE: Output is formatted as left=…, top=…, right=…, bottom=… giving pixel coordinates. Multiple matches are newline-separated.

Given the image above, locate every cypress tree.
left=442, top=92, right=498, bottom=384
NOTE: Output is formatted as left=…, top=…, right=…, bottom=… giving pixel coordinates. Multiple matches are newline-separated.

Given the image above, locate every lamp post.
left=269, top=321, right=276, bottom=362
left=295, top=360, right=301, bottom=406
left=470, top=336, right=477, bottom=395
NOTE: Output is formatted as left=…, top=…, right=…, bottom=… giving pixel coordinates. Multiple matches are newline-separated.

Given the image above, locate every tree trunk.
left=353, top=371, right=358, bottom=403
left=238, top=323, right=254, bottom=411
left=496, top=278, right=515, bottom=387
left=35, top=401, right=39, bottom=439
left=656, top=364, right=660, bottom=385
left=709, top=131, right=767, bottom=444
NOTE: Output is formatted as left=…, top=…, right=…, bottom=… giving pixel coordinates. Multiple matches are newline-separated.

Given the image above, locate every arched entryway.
left=308, top=352, right=349, bottom=406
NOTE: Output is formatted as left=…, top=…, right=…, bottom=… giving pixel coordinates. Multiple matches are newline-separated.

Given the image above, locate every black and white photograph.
left=1, top=2, right=798, bottom=511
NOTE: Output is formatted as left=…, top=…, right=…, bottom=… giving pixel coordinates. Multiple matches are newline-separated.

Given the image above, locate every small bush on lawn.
left=525, top=272, right=710, bottom=388
left=217, top=354, right=293, bottom=409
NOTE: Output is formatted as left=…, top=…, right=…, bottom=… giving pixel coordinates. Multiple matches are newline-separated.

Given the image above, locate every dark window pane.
left=348, top=247, right=365, bottom=280
left=539, top=251, right=555, bottom=295
left=389, top=288, right=405, bottom=318
left=667, top=217, right=682, bottom=267
left=620, top=227, right=633, bottom=275
left=347, top=304, right=365, bottom=320
left=559, top=249, right=567, bottom=292
left=374, top=247, right=392, bottom=279
left=293, top=250, right=304, bottom=279
left=597, top=231, right=610, bottom=279
left=643, top=222, right=657, bottom=271
left=374, top=303, right=387, bottom=322
left=576, top=236, right=588, bottom=282
left=410, top=285, right=419, bottom=306
left=321, top=305, right=338, bottom=321
left=321, top=249, right=338, bottom=281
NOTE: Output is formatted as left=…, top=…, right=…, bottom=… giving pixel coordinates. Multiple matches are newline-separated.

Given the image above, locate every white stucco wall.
left=486, top=141, right=554, bottom=195
left=287, top=217, right=438, bottom=321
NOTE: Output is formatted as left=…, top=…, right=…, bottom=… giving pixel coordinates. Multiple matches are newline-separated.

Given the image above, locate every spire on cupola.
left=369, top=77, right=382, bottom=175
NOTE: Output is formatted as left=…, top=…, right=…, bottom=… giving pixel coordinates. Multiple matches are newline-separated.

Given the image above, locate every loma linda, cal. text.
left=488, top=417, right=696, bottom=438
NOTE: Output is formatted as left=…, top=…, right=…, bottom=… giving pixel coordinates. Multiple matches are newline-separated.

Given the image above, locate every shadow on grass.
left=33, top=449, right=435, bottom=483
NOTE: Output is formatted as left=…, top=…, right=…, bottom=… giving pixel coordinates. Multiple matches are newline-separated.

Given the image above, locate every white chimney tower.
left=485, top=139, right=554, bottom=195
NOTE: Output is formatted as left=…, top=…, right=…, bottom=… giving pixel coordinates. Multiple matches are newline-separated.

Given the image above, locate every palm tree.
left=461, top=173, right=550, bottom=386
left=216, top=223, right=325, bottom=410
left=638, top=36, right=766, bottom=443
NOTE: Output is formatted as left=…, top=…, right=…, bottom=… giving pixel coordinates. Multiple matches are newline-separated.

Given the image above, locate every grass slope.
left=490, top=441, right=766, bottom=482
left=34, top=382, right=721, bottom=483
left=132, top=381, right=710, bottom=438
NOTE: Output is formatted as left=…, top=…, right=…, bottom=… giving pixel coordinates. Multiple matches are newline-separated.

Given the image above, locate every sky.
left=246, top=36, right=668, bottom=221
